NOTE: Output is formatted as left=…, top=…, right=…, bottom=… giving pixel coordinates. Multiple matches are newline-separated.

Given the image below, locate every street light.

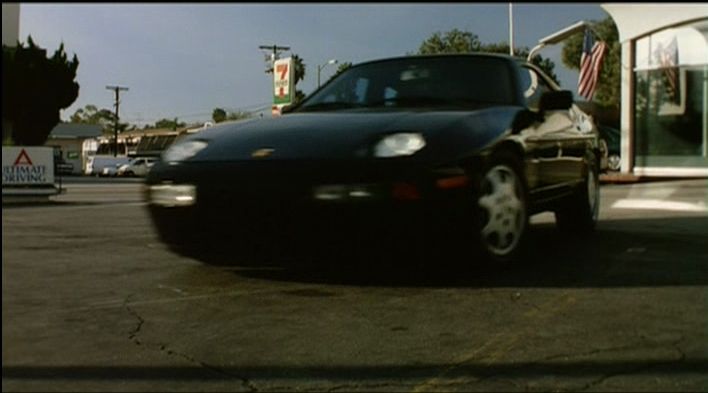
left=317, top=59, right=338, bottom=88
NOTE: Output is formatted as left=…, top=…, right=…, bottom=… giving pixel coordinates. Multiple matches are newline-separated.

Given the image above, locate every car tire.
left=471, top=150, right=529, bottom=264
left=555, top=153, right=600, bottom=234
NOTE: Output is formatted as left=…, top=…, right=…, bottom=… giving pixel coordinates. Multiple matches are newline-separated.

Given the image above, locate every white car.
left=117, top=157, right=157, bottom=177
left=100, top=164, right=121, bottom=177
left=90, top=156, right=131, bottom=176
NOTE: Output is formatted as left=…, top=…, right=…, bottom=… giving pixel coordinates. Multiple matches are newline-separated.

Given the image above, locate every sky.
left=19, top=3, right=609, bottom=127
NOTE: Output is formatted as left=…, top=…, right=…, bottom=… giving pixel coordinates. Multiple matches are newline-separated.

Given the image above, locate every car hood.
left=183, top=108, right=519, bottom=162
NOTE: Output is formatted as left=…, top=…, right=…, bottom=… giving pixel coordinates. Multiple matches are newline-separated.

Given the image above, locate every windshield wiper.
left=297, top=102, right=365, bottom=112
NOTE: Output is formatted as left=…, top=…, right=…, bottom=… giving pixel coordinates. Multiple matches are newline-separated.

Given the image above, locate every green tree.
left=212, top=108, right=252, bottom=123
left=70, top=104, right=131, bottom=135
left=326, top=61, right=353, bottom=84
left=418, top=29, right=481, bottom=54
left=335, top=62, right=352, bottom=75
left=414, top=29, right=559, bottom=85
left=2, top=36, right=79, bottom=145
left=212, top=108, right=227, bottom=123
left=70, top=104, right=120, bottom=132
left=154, top=118, right=185, bottom=130
left=225, top=110, right=251, bottom=121
left=480, top=43, right=559, bottom=85
left=292, top=54, right=307, bottom=105
left=561, top=17, right=620, bottom=108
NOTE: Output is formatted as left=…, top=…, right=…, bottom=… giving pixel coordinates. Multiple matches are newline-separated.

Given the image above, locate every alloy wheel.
left=477, top=165, right=526, bottom=257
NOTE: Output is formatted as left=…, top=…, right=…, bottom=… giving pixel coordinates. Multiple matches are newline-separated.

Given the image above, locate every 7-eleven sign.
left=273, top=57, right=294, bottom=106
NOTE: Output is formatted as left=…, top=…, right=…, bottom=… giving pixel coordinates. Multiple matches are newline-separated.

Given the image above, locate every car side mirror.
left=512, top=109, right=542, bottom=134
left=539, top=90, right=573, bottom=112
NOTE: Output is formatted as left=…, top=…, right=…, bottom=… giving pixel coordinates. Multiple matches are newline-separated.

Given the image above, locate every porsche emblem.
left=251, top=148, right=275, bottom=158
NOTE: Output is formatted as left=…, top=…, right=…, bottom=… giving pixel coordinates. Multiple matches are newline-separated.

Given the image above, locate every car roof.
left=353, top=52, right=521, bottom=68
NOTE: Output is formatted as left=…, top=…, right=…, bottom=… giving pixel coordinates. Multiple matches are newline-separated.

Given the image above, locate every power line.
left=259, top=44, right=290, bottom=73
left=124, top=102, right=273, bottom=125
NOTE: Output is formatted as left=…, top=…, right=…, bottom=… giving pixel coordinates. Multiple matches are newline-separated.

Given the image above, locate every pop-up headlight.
left=162, top=140, right=208, bottom=162
left=374, top=133, right=426, bottom=158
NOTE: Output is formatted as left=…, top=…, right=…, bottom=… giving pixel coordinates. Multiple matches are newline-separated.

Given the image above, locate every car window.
left=298, top=56, right=515, bottom=111
left=320, top=76, right=369, bottom=104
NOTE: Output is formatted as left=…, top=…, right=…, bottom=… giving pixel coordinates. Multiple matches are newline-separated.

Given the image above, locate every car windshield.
left=296, top=56, right=515, bottom=112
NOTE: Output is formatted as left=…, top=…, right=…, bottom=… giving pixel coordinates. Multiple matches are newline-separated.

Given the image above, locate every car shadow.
left=185, top=215, right=708, bottom=288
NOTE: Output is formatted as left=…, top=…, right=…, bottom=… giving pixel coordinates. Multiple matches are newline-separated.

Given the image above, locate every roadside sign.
left=2, top=146, right=55, bottom=186
left=273, top=57, right=294, bottom=107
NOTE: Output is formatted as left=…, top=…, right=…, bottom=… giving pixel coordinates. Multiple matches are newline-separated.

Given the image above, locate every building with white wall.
left=602, top=3, right=708, bottom=177
left=2, top=3, right=20, bottom=47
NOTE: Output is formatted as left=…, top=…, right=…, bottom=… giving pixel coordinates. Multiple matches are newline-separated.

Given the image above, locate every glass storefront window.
left=634, top=19, right=708, bottom=168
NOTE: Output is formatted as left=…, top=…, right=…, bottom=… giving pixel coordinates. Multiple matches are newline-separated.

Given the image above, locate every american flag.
left=657, top=37, right=679, bottom=99
left=578, top=29, right=607, bottom=100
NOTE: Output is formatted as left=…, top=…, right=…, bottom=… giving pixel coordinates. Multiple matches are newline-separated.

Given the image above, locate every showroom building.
left=602, top=3, right=708, bottom=177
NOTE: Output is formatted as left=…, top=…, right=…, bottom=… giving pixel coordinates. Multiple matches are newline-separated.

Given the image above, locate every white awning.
left=601, top=3, right=708, bottom=42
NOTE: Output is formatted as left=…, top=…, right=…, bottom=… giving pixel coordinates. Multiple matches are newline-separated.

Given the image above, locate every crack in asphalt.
left=156, top=345, right=258, bottom=392
left=576, top=335, right=688, bottom=392
left=122, top=296, right=258, bottom=392
left=123, top=295, right=144, bottom=345
left=539, top=343, right=643, bottom=363
left=441, top=332, right=692, bottom=392
left=327, top=382, right=411, bottom=392
left=327, top=380, right=492, bottom=392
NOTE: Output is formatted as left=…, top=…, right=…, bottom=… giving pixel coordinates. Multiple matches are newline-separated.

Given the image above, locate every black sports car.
left=145, top=54, right=601, bottom=264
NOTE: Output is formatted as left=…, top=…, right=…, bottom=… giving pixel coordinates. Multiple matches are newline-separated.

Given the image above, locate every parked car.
left=597, top=125, right=621, bottom=171
left=100, top=163, right=121, bottom=177
left=117, top=157, right=157, bottom=177
left=145, top=54, right=601, bottom=264
left=89, top=155, right=131, bottom=176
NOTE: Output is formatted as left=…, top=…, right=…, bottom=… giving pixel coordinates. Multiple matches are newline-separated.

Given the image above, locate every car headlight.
left=148, top=184, right=197, bottom=207
left=374, top=133, right=426, bottom=158
left=162, top=140, right=208, bottom=162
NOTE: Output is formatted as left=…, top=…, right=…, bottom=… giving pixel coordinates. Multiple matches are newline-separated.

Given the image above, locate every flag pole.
left=509, top=3, right=514, bottom=56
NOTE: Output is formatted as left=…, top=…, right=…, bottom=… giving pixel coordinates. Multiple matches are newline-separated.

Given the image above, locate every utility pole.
left=106, top=85, right=129, bottom=157
left=258, top=44, right=290, bottom=73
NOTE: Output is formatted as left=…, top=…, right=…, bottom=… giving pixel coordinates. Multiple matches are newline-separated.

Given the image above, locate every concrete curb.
left=600, top=173, right=642, bottom=184
left=600, top=173, right=708, bottom=185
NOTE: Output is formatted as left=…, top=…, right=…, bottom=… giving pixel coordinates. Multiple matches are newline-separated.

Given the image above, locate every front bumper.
left=144, top=160, right=478, bottom=248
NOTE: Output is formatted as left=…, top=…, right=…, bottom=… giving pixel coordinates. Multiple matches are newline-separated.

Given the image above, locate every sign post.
left=272, top=57, right=294, bottom=116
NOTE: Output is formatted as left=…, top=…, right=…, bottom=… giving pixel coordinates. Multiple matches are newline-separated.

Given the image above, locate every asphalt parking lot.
left=2, top=178, right=707, bottom=392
